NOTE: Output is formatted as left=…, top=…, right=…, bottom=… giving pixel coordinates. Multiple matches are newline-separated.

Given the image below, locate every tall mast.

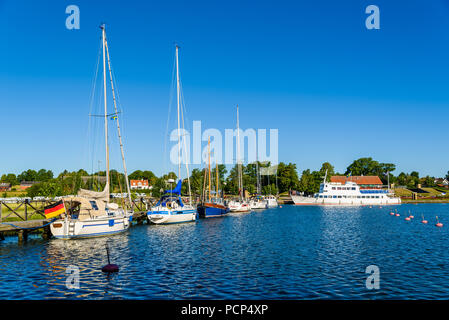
left=104, top=36, right=132, bottom=208
left=175, top=45, right=181, bottom=181
left=208, top=137, right=211, bottom=203
left=216, top=163, right=219, bottom=201
left=236, top=105, right=242, bottom=200
left=101, top=24, right=110, bottom=194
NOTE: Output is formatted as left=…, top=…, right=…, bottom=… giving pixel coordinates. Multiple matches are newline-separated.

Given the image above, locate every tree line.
left=1, top=157, right=447, bottom=198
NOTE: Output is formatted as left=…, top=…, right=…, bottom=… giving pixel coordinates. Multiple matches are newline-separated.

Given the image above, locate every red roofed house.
left=130, top=179, right=149, bottom=190
left=330, top=176, right=383, bottom=189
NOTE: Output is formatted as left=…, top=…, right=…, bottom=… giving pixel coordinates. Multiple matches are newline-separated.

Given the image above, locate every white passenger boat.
left=50, top=25, right=133, bottom=239
left=147, top=45, right=196, bottom=225
left=291, top=172, right=401, bottom=206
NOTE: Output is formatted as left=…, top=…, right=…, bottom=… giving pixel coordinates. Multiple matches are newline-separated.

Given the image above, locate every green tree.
left=299, top=169, right=318, bottom=194
left=17, top=169, right=38, bottom=182
left=319, top=162, right=335, bottom=181
left=1, top=173, right=19, bottom=185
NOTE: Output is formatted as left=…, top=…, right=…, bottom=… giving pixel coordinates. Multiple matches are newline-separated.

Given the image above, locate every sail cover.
left=164, top=180, right=182, bottom=195
left=63, top=196, right=107, bottom=221
left=77, top=182, right=110, bottom=202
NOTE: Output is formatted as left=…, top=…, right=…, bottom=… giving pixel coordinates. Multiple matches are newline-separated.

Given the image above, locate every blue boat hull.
left=197, top=203, right=229, bottom=218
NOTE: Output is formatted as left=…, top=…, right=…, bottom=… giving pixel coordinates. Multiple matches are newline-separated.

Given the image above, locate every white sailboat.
left=50, top=25, right=133, bottom=239
left=147, top=45, right=196, bottom=224
left=249, top=159, right=268, bottom=209
left=228, top=105, right=251, bottom=213
left=263, top=195, right=278, bottom=208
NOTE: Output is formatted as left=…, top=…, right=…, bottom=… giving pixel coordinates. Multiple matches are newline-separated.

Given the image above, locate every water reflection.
left=1, top=205, right=449, bottom=299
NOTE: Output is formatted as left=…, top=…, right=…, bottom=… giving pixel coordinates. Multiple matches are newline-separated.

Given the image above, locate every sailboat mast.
left=175, top=45, right=181, bottom=181
left=208, top=137, right=211, bottom=203
left=104, top=38, right=132, bottom=207
left=101, top=25, right=110, bottom=191
left=236, top=105, right=242, bottom=200
left=216, top=163, right=219, bottom=201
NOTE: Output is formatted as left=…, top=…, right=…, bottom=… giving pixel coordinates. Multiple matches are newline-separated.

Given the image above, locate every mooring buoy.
left=102, top=243, right=119, bottom=273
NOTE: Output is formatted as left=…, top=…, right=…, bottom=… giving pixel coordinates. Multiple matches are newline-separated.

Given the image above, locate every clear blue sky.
left=1, top=0, right=449, bottom=178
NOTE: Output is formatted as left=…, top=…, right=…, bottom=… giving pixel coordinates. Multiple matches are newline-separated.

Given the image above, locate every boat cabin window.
left=90, top=201, right=99, bottom=210
left=352, top=187, right=356, bottom=190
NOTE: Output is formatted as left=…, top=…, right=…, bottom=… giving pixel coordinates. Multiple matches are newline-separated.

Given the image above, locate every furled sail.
left=77, top=182, right=110, bottom=203
left=164, top=180, right=182, bottom=195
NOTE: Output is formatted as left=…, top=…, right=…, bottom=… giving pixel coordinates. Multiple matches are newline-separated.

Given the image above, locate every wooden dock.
left=0, top=198, right=152, bottom=243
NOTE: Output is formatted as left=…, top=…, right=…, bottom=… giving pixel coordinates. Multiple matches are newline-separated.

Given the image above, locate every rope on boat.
left=0, top=218, right=57, bottom=230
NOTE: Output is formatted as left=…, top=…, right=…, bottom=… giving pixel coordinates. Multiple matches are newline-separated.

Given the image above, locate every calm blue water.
left=1, top=204, right=449, bottom=299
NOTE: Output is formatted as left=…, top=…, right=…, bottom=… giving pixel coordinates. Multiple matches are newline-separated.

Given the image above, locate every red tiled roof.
left=130, top=179, right=149, bottom=186
left=330, top=176, right=382, bottom=185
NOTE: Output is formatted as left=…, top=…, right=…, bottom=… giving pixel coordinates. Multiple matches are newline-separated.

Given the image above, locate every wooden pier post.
left=18, top=230, right=28, bottom=244
left=41, top=222, right=51, bottom=240
left=0, top=203, right=3, bottom=240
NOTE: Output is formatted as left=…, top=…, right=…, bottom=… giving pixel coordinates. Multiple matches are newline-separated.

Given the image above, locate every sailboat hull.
left=50, top=214, right=131, bottom=239
left=197, top=203, right=229, bottom=218
left=147, top=209, right=196, bottom=224
left=228, top=201, right=251, bottom=213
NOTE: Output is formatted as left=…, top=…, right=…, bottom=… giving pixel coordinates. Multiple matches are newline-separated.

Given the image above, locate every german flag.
left=44, top=200, right=66, bottom=219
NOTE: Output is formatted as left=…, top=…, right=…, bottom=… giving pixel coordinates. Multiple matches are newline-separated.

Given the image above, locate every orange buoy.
left=395, top=213, right=400, bottom=217
left=421, top=214, right=428, bottom=224
left=436, top=216, right=443, bottom=228
left=390, top=212, right=394, bottom=216
left=405, top=217, right=410, bottom=221
left=409, top=215, right=414, bottom=219
left=279, top=205, right=282, bottom=208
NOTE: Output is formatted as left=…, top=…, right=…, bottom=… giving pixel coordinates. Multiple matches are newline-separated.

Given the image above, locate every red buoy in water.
left=390, top=212, right=394, bottom=216
left=435, top=216, right=443, bottom=228
left=102, top=264, right=119, bottom=273
left=405, top=217, right=410, bottom=221
left=395, top=213, right=400, bottom=217
left=102, top=243, right=119, bottom=273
